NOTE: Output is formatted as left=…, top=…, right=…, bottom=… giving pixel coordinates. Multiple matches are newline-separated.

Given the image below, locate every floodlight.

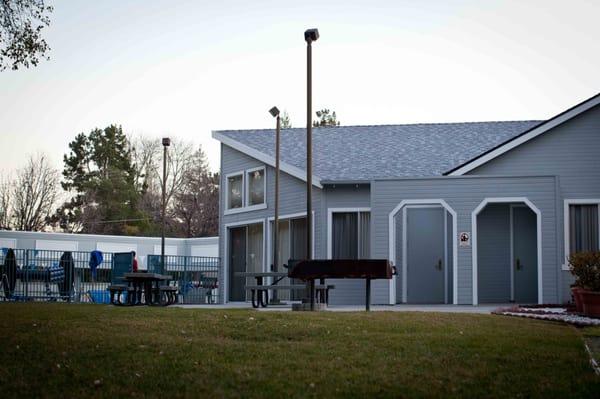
left=269, top=106, right=280, bottom=117
left=304, top=28, right=319, bottom=42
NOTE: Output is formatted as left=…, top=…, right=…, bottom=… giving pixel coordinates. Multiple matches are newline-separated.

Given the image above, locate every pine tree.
left=55, top=125, right=151, bottom=234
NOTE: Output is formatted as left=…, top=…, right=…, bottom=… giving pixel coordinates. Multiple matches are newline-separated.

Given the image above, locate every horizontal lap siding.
left=372, top=175, right=557, bottom=304
left=469, top=104, right=600, bottom=302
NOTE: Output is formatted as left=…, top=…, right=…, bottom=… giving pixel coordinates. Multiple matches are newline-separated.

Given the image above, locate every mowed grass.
left=0, top=304, right=599, bottom=398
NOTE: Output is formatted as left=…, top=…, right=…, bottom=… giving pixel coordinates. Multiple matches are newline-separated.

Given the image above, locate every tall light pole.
left=305, top=28, right=319, bottom=310
left=269, top=106, right=280, bottom=303
left=161, top=137, right=170, bottom=274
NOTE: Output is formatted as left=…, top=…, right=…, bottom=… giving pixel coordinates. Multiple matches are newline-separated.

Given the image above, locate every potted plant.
left=570, top=283, right=584, bottom=313
left=569, top=251, right=600, bottom=317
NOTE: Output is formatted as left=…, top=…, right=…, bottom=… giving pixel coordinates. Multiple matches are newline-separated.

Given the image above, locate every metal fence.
left=0, top=248, right=221, bottom=305
left=147, top=255, right=220, bottom=304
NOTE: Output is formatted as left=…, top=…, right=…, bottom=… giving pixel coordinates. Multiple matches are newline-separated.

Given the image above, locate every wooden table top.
left=234, top=272, right=288, bottom=278
left=123, top=272, right=172, bottom=281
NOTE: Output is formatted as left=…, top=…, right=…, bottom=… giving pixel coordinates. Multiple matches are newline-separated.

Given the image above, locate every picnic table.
left=108, top=272, right=176, bottom=306
left=236, top=272, right=334, bottom=308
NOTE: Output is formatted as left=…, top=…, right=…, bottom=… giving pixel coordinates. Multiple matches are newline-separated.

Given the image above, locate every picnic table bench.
left=108, top=272, right=175, bottom=306
left=236, top=272, right=334, bottom=308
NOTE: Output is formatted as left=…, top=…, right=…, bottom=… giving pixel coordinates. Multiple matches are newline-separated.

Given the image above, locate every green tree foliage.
left=313, top=108, right=340, bottom=127
left=55, top=125, right=150, bottom=235
left=280, top=110, right=292, bottom=129
left=0, top=0, right=53, bottom=71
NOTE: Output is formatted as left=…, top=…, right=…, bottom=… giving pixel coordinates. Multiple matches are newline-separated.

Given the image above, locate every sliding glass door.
left=228, top=222, right=263, bottom=302
left=270, top=216, right=308, bottom=301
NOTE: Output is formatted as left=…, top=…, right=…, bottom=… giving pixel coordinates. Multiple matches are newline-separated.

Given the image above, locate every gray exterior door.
left=406, top=207, right=445, bottom=304
left=512, top=206, right=538, bottom=304
left=228, top=226, right=246, bottom=302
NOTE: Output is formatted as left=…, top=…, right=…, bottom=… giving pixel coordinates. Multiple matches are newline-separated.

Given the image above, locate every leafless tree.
left=131, top=136, right=194, bottom=208
left=131, top=135, right=160, bottom=191
left=0, top=173, right=12, bottom=229
left=12, top=154, right=59, bottom=231
left=172, top=148, right=219, bottom=237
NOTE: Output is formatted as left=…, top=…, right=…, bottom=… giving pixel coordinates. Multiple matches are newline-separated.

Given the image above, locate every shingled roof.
left=213, top=120, right=542, bottom=182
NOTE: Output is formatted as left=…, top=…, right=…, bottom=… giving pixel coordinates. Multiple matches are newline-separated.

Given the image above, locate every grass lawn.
left=1, top=304, right=599, bottom=398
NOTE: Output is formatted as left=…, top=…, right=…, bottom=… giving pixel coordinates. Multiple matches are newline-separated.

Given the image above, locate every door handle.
left=515, top=258, right=522, bottom=270
left=436, top=259, right=442, bottom=270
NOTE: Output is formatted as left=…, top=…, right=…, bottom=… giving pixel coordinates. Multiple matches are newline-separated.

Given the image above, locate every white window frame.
left=224, top=171, right=245, bottom=215
left=326, top=207, right=371, bottom=260
left=562, top=199, right=600, bottom=271
left=245, top=166, right=267, bottom=211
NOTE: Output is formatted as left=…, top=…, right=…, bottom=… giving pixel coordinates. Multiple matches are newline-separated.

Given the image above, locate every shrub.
left=569, top=251, right=600, bottom=291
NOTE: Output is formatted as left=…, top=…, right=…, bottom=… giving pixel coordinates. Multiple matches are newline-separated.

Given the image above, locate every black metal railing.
left=0, top=248, right=220, bottom=304
left=147, top=255, right=220, bottom=304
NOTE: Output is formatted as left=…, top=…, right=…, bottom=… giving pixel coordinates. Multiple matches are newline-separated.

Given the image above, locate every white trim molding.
left=388, top=199, right=458, bottom=305
left=223, top=168, right=268, bottom=216
left=223, top=218, right=266, bottom=303
left=471, top=197, right=543, bottom=305
left=448, top=93, right=600, bottom=176
left=223, top=171, right=245, bottom=215
left=326, top=207, right=371, bottom=260
left=562, top=199, right=600, bottom=271
left=212, top=131, right=323, bottom=188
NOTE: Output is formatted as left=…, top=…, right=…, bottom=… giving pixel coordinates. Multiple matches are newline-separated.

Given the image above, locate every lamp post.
left=269, top=106, right=281, bottom=303
left=161, top=137, right=170, bottom=274
left=305, top=28, right=319, bottom=310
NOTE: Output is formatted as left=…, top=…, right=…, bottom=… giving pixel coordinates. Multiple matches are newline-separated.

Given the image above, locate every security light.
left=304, top=28, right=319, bottom=42
left=269, top=106, right=280, bottom=117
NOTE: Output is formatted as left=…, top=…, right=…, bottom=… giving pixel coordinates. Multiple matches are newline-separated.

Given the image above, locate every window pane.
left=332, top=213, right=358, bottom=259
left=246, top=223, right=263, bottom=300
left=569, top=204, right=599, bottom=254
left=290, top=217, right=308, bottom=300
left=227, top=174, right=243, bottom=209
left=248, top=169, right=265, bottom=206
left=359, top=212, right=371, bottom=259
left=290, top=218, right=307, bottom=260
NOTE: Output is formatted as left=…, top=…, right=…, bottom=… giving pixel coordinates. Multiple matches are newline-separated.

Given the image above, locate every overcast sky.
left=1, top=0, right=598, bottom=174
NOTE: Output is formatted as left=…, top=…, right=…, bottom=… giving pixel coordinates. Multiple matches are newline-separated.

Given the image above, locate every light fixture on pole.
left=269, top=106, right=281, bottom=303
left=304, top=28, right=318, bottom=311
left=161, top=137, right=170, bottom=274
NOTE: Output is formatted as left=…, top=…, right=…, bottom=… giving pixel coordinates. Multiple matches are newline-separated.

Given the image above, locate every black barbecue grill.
left=287, top=259, right=396, bottom=311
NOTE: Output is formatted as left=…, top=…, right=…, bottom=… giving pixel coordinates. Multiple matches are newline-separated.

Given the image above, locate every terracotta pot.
left=581, top=290, right=600, bottom=318
left=571, top=286, right=584, bottom=313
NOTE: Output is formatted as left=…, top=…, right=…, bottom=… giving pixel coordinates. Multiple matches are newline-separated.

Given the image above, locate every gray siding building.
left=213, top=93, right=600, bottom=306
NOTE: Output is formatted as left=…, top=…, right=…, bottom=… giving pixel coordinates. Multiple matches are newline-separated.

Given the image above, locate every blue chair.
left=107, top=252, right=135, bottom=305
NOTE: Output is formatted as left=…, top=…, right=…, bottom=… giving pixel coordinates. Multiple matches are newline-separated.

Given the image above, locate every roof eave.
left=211, top=131, right=323, bottom=189
left=445, top=92, right=600, bottom=176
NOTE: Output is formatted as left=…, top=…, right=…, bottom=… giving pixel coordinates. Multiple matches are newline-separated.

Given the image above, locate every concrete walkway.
left=175, top=303, right=504, bottom=314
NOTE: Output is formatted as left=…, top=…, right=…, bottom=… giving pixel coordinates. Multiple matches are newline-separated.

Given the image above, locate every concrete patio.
left=175, top=303, right=506, bottom=314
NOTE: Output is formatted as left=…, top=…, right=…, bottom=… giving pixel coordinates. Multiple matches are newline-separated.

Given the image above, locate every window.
left=331, top=211, right=370, bottom=259
left=247, top=167, right=265, bottom=206
left=226, top=173, right=243, bottom=210
left=225, top=167, right=267, bottom=215
left=568, top=204, right=599, bottom=254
